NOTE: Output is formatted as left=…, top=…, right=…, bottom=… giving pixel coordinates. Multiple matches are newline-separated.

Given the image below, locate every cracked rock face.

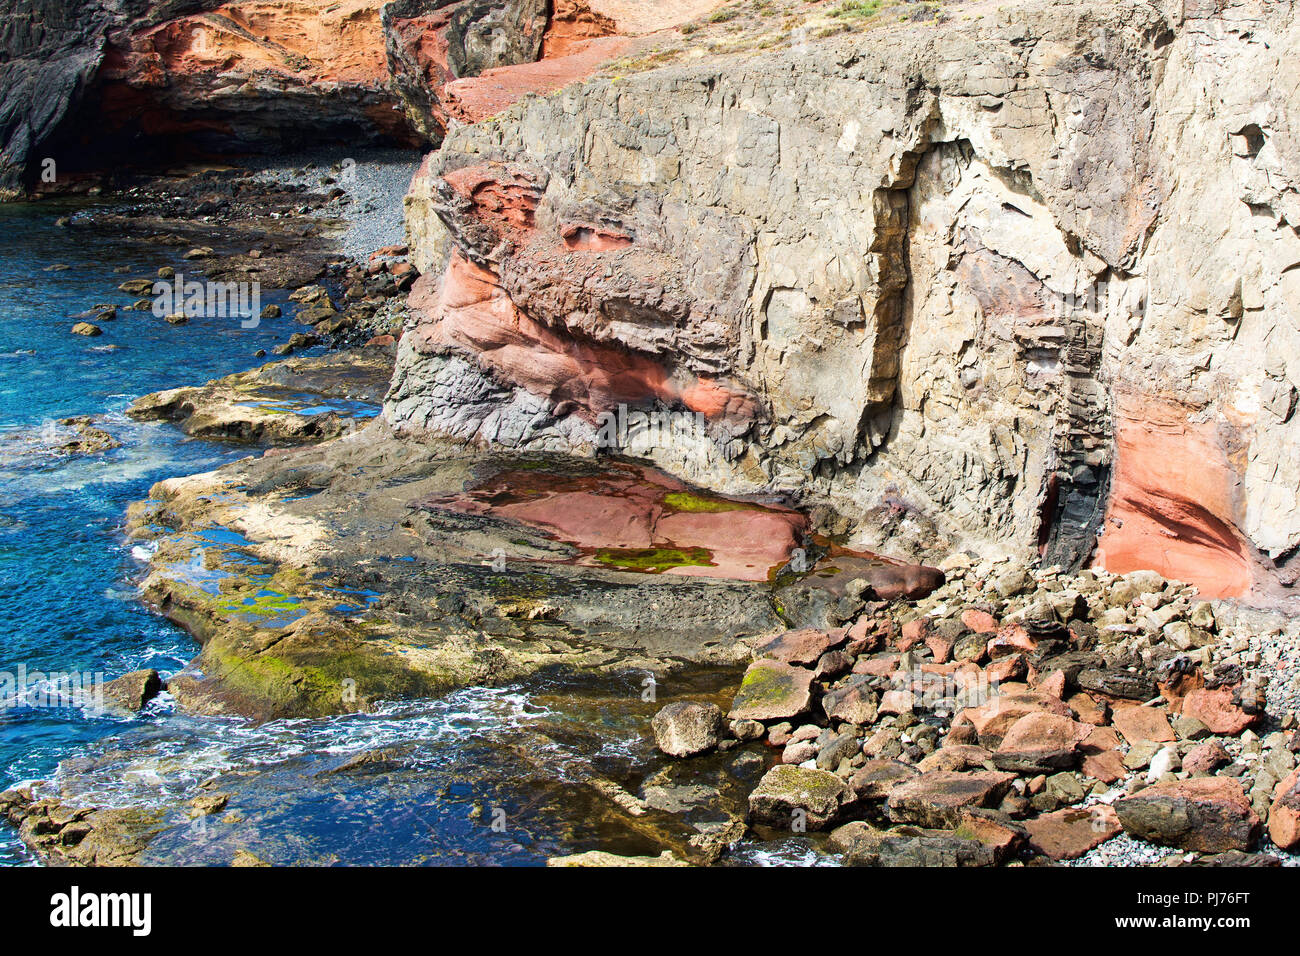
left=394, top=0, right=1300, bottom=603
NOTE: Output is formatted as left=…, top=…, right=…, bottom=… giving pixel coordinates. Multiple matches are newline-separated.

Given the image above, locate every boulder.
left=748, top=765, right=849, bottom=830
left=821, top=674, right=879, bottom=725
left=650, top=701, right=723, bottom=757
left=848, top=759, right=919, bottom=800
left=1115, top=778, right=1261, bottom=853
left=100, top=669, right=161, bottom=714
left=1024, top=805, right=1121, bottom=860
left=886, top=770, right=1016, bottom=828
left=1183, top=739, right=1231, bottom=776
left=1111, top=704, right=1176, bottom=746
left=70, top=322, right=101, bottom=336
left=1179, top=687, right=1260, bottom=735
left=1268, top=768, right=1300, bottom=852
left=754, top=627, right=841, bottom=665
left=728, top=659, right=813, bottom=722
left=992, top=713, right=1089, bottom=772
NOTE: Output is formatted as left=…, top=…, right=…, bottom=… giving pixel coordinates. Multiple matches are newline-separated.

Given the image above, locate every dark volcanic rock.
left=1115, top=778, right=1262, bottom=853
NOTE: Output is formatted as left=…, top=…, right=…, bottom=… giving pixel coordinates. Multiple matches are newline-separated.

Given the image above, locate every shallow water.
left=0, top=202, right=832, bottom=867
left=0, top=202, right=305, bottom=863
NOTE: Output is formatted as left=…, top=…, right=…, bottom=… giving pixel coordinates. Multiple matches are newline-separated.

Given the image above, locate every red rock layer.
left=423, top=462, right=807, bottom=582
left=1094, top=392, right=1255, bottom=598
left=407, top=252, right=755, bottom=426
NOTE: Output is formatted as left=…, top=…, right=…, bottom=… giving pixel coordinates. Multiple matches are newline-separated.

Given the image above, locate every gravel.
left=241, top=147, right=423, bottom=263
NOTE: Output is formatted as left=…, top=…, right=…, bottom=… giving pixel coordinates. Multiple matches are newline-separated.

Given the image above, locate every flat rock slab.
left=886, top=770, right=1016, bottom=828
left=728, top=659, right=813, bottom=722
left=1111, top=704, right=1176, bottom=745
left=1179, top=687, right=1260, bottom=735
left=1115, top=778, right=1262, bottom=853
left=1024, top=806, right=1121, bottom=860
left=755, top=628, right=841, bottom=665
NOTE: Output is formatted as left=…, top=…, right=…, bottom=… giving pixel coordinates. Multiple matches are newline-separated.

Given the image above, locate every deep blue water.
left=0, top=202, right=300, bottom=863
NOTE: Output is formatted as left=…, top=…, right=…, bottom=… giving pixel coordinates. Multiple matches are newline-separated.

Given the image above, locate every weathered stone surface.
left=1111, top=705, right=1176, bottom=746
left=727, top=659, right=813, bottom=723
left=100, top=669, right=161, bottom=714
left=886, top=771, right=1016, bottom=829
left=1115, top=778, right=1262, bottom=853
left=650, top=701, right=722, bottom=758
left=1024, top=806, right=1121, bottom=861
left=848, top=759, right=918, bottom=801
left=747, top=765, right=848, bottom=831
left=1180, top=687, right=1261, bottom=736
left=1268, top=768, right=1300, bottom=852
left=820, top=674, right=879, bottom=725
left=392, top=0, right=1300, bottom=601
left=992, top=713, right=1089, bottom=772
left=754, top=628, right=839, bottom=666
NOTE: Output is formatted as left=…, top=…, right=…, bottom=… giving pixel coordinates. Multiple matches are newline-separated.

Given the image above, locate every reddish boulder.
left=961, top=608, right=999, bottom=634
left=1268, top=768, right=1300, bottom=852
left=1024, top=806, right=1121, bottom=860
left=1183, top=739, right=1231, bottom=776
left=992, top=713, right=1090, bottom=772
left=1111, top=704, right=1176, bottom=746
left=754, top=628, right=841, bottom=666
left=1179, top=687, right=1261, bottom=735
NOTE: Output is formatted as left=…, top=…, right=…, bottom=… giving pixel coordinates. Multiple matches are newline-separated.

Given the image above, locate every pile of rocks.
left=656, top=558, right=1300, bottom=865
left=284, top=250, right=413, bottom=351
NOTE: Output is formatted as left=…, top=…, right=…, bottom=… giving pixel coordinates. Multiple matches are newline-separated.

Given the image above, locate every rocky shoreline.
left=1, top=0, right=1299, bottom=870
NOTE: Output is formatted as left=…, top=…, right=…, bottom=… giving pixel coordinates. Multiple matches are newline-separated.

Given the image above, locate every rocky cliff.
left=0, top=0, right=693, bottom=195
left=392, top=0, right=1300, bottom=604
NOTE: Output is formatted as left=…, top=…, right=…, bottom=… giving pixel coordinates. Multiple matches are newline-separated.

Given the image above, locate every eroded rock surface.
left=393, top=0, right=1300, bottom=605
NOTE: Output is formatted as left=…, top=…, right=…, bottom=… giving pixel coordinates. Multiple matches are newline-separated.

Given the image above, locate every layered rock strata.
left=393, top=0, right=1300, bottom=603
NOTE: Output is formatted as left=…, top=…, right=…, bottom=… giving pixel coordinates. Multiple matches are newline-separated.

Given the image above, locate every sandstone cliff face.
left=392, top=0, right=1300, bottom=603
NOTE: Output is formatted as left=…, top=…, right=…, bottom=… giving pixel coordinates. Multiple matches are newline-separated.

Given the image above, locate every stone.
left=848, top=759, right=919, bottom=800
left=748, top=765, right=849, bottom=831
left=1180, top=687, right=1260, bottom=735
left=816, top=732, right=860, bottom=772
left=100, top=669, right=161, bottom=714
left=754, top=628, right=840, bottom=666
left=1024, top=806, right=1121, bottom=860
left=1111, top=704, right=1176, bottom=746
left=992, top=713, right=1089, bottom=772
left=886, top=770, right=1016, bottom=828
left=548, top=850, right=689, bottom=867
left=1078, top=668, right=1156, bottom=701
left=821, top=674, right=879, bottom=725
left=650, top=701, right=723, bottom=757
left=1066, top=692, right=1109, bottom=725
left=917, top=744, right=993, bottom=773
left=1268, top=769, right=1300, bottom=852
left=729, top=719, right=765, bottom=741
left=728, top=660, right=813, bottom=722
left=70, top=322, right=101, bottom=336
left=1115, top=778, right=1262, bottom=853
left=1172, top=715, right=1211, bottom=740
left=961, top=608, right=999, bottom=634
